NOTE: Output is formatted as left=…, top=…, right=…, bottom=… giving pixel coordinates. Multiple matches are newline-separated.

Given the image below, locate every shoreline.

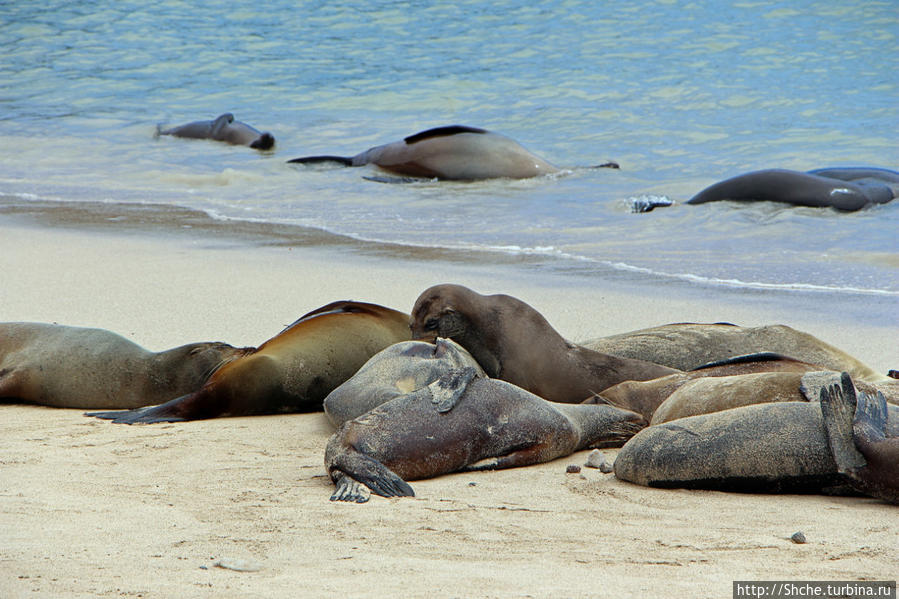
left=2, top=216, right=897, bottom=598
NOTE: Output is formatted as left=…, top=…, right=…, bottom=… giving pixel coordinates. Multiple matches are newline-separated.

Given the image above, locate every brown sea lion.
left=582, top=322, right=890, bottom=383
left=614, top=372, right=899, bottom=494
left=156, top=113, right=275, bottom=150
left=325, top=367, right=646, bottom=502
left=0, top=322, right=247, bottom=409
left=87, top=301, right=411, bottom=423
left=820, top=373, right=899, bottom=504
left=288, top=125, right=618, bottom=180
left=588, top=352, right=821, bottom=421
left=323, top=337, right=485, bottom=428
left=409, top=284, right=678, bottom=404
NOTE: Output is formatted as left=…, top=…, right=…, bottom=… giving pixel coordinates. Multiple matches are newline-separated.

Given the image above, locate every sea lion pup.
left=287, top=125, right=618, bottom=180
left=582, top=322, right=891, bottom=383
left=409, top=284, right=678, bottom=404
left=820, top=373, right=899, bottom=504
left=0, top=322, right=247, bottom=409
left=614, top=373, right=899, bottom=494
left=87, top=301, right=411, bottom=424
left=323, top=337, right=485, bottom=428
left=156, top=113, right=275, bottom=150
left=325, top=367, right=647, bottom=502
left=685, top=167, right=899, bottom=211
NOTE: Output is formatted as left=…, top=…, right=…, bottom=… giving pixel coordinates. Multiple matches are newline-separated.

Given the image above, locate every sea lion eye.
left=424, top=318, right=439, bottom=331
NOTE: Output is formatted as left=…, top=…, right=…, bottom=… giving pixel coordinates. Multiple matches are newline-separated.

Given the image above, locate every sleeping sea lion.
left=157, top=113, right=275, bottom=150
left=87, top=301, right=411, bottom=423
left=614, top=372, right=899, bottom=494
left=820, top=372, right=899, bottom=504
left=0, top=322, right=247, bottom=409
left=323, top=337, right=485, bottom=428
left=685, top=167, right=899, bottom=211
left=582, top=322, right=891, bottom=383
left=288, top=125, right=617, bottom=180
left=325, top=367, right=646, bottom=502
left=409, top=284, right=678, bottom=404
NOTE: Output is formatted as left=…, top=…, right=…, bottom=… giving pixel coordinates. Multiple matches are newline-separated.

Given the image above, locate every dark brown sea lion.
left=409, top=284, right=678, bottom=404
left=288, top=125, right=618, bottom=180
left=685, top=167, right=899, bottom=211
left=614, top=373, right=899, bottom=494
left=0, top=322, right=247, bottom=409
left=325, top=367, right=647, bottom=502
left=323, top=337, right=485, bottom=428
left=87, top=301, right=411, bottom=423
left=820, top=373, right=899, bottom=504
left=582, top=322, right=891, bottom=383
left=156, top=113, right=275, bottom=150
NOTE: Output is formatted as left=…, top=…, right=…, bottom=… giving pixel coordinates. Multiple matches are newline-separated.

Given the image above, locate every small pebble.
left=790, top=532, right=807, bottom=544
left=585, top=449, right=614, bottom=473
left=566, top=464, right=581, bottom=474
left=214, top=558, right=264, bottom=572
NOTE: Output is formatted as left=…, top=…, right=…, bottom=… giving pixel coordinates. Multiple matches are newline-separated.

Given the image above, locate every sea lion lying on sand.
left=325, top=367, right=646, bottom=502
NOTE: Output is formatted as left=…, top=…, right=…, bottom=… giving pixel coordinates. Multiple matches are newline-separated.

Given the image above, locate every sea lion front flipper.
left=85, top=395, right=190, bottom=424
left=328, top=450, right=414, bottom=500
left=819, top=372, right=867, bottom=473
left=463, top=443, right=546, bottom=471
left=428, top=366, right=479, bottom=413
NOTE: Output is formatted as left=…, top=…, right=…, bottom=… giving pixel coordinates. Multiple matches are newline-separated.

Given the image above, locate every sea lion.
left=156, top=113, right=275, bottom=150
left=582, top=322, right=891, bottom=383
left=325, top=367, right=647, bottom=502
left=685, top=167, right=899, bottom=211
left=820, top=373, right=899, bottom=504
left=87, top=301, right=411, bottom=423
left=287, top=125, right=618, bottom=180
left=0, top=322, right=247, bottom=409
left=586, top=352, right=821, bottom=422
left=614, top=373, right=899, bottom=494
left=409, top=284, right=678, bottom=404
left=323, top=337, right=485, bottom=428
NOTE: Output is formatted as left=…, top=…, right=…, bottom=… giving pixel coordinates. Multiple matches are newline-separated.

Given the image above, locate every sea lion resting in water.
left=156, top=113, right=275, bottom=150
left=410, top=284, right=678, bottom=404
left=582, top=322, right=891, bottom=383
left=87, top=301, right=411, bottom=423
left=323, top=338, right=485, bottom=428
left=685, top=167, right=899, bottom=211
left=0, top=322, right=247, bottom=409
left=613, top=372, right=898, bottom=497
left=288, top=125, right=618, bottom=180
left=325, top=366, right=646, bottom=502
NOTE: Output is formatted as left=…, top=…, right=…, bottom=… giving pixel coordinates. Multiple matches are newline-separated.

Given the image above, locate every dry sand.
left=1, top=219, right=897, bottom=598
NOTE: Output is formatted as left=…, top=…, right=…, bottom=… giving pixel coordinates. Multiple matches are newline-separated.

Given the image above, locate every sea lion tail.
left=287, top=155, right=354, bottom=166
left=250, top=133, right=275, bottom=151
left=327, top=449, right=414, bottom=500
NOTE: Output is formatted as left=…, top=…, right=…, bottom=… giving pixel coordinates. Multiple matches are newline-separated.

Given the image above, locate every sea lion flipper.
left=287, top=155, right=354, bottom=166
left=428, top=366, right=479, bottom=413
left=819, top=372, right=867, bottom=473
left=853, top=389, right=888, bottom=445
left=85, top=395, right=189, bottom=424
left=330, top=473, right=371, bottom=503
left=328, top=451, right=414, bottom=500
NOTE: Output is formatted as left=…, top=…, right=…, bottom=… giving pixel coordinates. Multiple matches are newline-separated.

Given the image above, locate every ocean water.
left=1, top=0, right=897, bottom=296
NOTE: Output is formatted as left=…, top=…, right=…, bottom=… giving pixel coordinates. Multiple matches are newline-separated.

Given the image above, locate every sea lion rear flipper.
left=328, top=451, right=414, bottom=500
left=463, top=443, right=546, bottom=471
left=819, top=372, right=867, bottom=473
left=330, top=473, right=372, bottom=503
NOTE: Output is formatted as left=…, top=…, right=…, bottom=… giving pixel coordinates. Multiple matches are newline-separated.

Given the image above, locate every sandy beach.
left=2, top=214, right=897, bottom=599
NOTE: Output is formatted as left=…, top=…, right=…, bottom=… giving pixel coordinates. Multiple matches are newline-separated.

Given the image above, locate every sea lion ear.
left=428, top=366, right=479, bottom=413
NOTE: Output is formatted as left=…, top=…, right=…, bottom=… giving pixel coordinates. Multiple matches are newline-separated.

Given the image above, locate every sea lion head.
left=410, top=284, right=476, bottom=343
left=250, top=132, right=275, bottom=151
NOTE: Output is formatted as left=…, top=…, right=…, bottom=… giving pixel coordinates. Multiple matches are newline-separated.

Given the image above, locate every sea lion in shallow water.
left=820, top=373, right=899, bottom=504
left=614, top=372, right=899, bottom=494
left=288, top=125, right=617, bottom=180
left=409, top=284, right=678, bottom=403
left=325, top=367, right=646, bottom=502
left=157, top=113, right=275, bottom=150
left=323, top=337, right=485, bottom=428
left=582, top=322, right=890, bottom=383
left=685, top=167, right=899, bottom=211
left=0, top=322, right=246, bottom=409
left=87, top=301, right=411, bottom=423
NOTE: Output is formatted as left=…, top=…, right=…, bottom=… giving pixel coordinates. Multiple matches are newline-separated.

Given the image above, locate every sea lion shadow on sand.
left=325, top=366, right=647, bottom=502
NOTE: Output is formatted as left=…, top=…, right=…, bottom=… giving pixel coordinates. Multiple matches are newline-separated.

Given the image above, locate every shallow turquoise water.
left=1, top=0, right=897, bottom=294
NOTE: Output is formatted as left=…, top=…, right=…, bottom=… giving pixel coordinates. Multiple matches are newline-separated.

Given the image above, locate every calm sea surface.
left=1, top=0, right=897, bottom=295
